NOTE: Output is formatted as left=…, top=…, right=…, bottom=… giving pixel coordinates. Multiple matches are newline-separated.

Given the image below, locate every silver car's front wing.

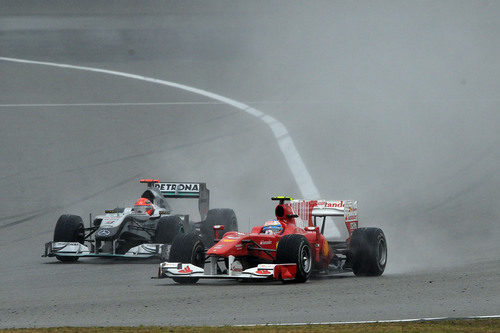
left=43, top=241, right=168, bottom=259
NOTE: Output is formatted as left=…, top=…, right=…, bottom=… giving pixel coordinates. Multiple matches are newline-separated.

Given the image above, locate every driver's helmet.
left=134, top=198, right=154, bottom=215
left=262, top=220, right=283, bottom=235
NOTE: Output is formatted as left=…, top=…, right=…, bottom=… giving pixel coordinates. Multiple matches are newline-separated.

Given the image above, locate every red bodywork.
left=206, top=202, right=334, bottom=270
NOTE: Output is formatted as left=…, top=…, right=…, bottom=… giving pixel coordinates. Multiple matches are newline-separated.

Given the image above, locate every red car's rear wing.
left=140, top=179, right=209, bottom=221
left=285, top=199, right=359, bottom=237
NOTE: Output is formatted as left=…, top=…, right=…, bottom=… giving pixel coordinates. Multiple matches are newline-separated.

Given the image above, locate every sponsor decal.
left=154, top=183, right=200, bottom=193
left=97, top=229, right=111, bottom=236
left=222, top=238, right=237, bottom=242
left=178, top=265, right=193, bottom=273
left=164, top=263, right=180, bottom=268
left=260, top=240, right=272, bottom=245
left=255, top=269, right=271, bottom=275
left=101, top=217, right=119, bottom=227
left=324, top=201, right=344, bottom=208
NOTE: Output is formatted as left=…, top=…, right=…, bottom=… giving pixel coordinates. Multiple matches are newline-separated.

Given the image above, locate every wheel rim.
left=378, top=238, right=387, bottom=266
left=301, top=245, right=312, bottom=273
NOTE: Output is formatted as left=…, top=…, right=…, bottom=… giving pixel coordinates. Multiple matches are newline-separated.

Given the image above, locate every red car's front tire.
left=276, top=234, right=312, bottom=283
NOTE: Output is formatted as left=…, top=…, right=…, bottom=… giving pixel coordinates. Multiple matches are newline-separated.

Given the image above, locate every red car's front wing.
left=157, top=257, right=297, bottom=281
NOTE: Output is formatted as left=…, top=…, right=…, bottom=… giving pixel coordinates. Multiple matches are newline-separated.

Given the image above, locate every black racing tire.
left=200, top=208, right=238, bottom=247
left=154, top=216, right=184, bottom=244
left=169, top=233, right=205, bottom=284
left=349, top=227, right=387, bottom=276
left=53, top=215, right=85, bottom=263
left=175, top=214, right=192, bottom=233
left=276, top=234, right=313, bottom=283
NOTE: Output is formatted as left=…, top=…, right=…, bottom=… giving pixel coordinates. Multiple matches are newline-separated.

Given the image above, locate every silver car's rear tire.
left=154, top=216, right=184, bottom=244
left=200, top=208, right=237, bottom=247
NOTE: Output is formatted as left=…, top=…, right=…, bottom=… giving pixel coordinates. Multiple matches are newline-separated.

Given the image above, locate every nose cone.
left=206, top=232, right=246, bottom=256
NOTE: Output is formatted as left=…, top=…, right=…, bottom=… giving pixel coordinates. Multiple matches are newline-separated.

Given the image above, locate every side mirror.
left=305, top=226, right=319, bottom=233
left=213, top=225, right=224, bottom=242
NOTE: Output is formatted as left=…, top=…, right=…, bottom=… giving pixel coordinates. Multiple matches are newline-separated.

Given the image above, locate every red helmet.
left=134, top=198, right=154, bottom=216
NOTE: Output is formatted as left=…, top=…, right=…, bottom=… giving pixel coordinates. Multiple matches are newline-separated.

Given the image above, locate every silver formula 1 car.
left=43, top=179, right=238, bottom=262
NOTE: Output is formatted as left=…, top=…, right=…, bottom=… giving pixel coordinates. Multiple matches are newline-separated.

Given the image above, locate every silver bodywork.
left=44, top=242, right=168, bottom=259
left=43, top=181, right=209, bottom=260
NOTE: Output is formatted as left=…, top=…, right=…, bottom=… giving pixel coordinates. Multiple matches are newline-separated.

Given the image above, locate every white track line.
left=0, top=101, right=328, bottom=107
left=0, top=102, right=225, bottom=107
left=0, top=57, right=334, bottom=231
left=233, top=314, right=500, bottom=327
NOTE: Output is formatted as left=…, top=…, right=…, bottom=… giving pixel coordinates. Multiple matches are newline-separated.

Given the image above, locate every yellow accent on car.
left=322, top=239, right=329, bottom=256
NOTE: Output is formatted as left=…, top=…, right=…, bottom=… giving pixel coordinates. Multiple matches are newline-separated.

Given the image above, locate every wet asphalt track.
left=0, top=1, right=499, bottom=328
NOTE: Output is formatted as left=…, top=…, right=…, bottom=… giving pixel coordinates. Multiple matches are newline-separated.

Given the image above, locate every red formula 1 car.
left=157, top=197, right=387, bottom=283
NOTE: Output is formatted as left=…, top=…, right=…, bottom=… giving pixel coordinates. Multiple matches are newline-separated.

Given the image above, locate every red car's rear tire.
left=349, top=227, right=387, bottom=276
